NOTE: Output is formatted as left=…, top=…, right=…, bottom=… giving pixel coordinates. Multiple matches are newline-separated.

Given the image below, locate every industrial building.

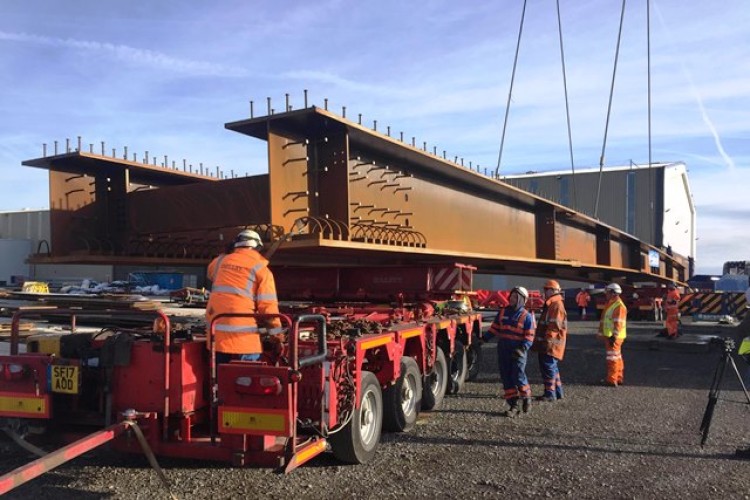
left=474, top=162, right=696, bottom=290
left=502, top=162, right=696, bottom=261
left=0, top=209, right=201, bottom=288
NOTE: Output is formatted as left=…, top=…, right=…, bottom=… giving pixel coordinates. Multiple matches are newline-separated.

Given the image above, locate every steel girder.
left=23, top=106, right=688, bottom=284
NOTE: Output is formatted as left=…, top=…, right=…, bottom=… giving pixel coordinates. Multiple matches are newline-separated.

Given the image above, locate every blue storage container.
left=129, top=272, right=184, bottom=290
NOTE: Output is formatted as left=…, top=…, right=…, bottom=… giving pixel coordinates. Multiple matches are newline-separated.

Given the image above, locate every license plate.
left=49, top=365, right=79, bottom=394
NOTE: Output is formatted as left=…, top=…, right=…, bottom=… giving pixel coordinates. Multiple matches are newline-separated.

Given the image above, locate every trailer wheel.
left=466, top=340, right=482, bottom=381
left=383, top=357, right=422, bottom=432
left=421, top=348, right=447, bottom=411
left=330, top=371, right=383, bottom=464
left=447, top=340, right=467, bottom=394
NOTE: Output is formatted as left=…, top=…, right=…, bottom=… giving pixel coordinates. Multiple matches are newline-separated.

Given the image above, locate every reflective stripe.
left=256, top=293, right=278, bottom=301
left=215, top=324, right=259, bottom=333
left=551, top=319, right=567, bottom=329
left=210, top=288, right=277, bottom=302
left=212, top=285, right=254, bottom=298
left=605, top=349, right=621, bottom=361
left=209, top=254, right=226, bottom=282
left=243, top=263, right=264, bottom=296
left=490, top=309, right=534, bottom=340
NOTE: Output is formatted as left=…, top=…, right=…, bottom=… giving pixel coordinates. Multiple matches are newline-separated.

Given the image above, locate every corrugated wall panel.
left=505, top=167, right=664, bottom=248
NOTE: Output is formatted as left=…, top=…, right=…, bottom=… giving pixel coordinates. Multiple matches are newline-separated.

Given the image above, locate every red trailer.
left=0, top=269, right=482, bottom=494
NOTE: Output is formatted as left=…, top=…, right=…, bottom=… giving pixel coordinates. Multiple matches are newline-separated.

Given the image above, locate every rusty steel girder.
left=224, top=106, right=688, bottom=284
left=23, top=105, right=688, bottom=284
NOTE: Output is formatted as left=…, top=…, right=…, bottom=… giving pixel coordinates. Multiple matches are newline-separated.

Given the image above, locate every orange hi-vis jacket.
left=535, top=293, right=568, bottom=360
left=665, top=289, right=681, bottom=313
left=576, top=291, right=591, bottom=307
left=488, top=307, right=536, bottom=343
left=205, top=248, right=281, bottom=354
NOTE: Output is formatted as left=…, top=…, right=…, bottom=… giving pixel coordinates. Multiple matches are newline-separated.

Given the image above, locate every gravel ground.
left=3, top=320, right=750, bottom=499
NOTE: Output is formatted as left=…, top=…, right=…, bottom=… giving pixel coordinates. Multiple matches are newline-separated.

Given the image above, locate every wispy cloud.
left=0, top=30, right=249, bottom=77
left=653, top=4, right=737, bottom=171
left=277, top=70, right=406, bottom=97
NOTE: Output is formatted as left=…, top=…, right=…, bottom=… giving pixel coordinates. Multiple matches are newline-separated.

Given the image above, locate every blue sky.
left=1, top=1, right=747, bottom=275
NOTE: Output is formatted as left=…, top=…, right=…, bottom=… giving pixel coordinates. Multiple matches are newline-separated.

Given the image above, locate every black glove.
left=608, top=336, right=616, bottom=347
left=262, top=334, right=285, bottom=356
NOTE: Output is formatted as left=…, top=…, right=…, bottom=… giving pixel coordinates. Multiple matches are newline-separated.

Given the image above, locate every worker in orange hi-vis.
left=533, top=279, right=567, bottom=401
left=205, top=229, right=283, bottom=364
left=664, top=283, right=681, bottom=339
left=576, top=288, right=591, bottom=320
left=597, top=283, right=628, bottom=387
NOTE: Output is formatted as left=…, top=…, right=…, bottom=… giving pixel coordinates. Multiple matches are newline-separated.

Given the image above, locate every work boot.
left=500, top=402, right=521, bottom=418
left=536, top=393, right=556, bottom=402
left=521, top=398, right=531, bottom=413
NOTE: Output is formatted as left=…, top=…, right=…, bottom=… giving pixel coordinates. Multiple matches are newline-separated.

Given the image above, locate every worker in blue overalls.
left=486, top=286, right=536, bottom=417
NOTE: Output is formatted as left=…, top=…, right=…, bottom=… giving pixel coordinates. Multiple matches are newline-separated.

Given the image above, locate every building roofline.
left=501, top=161, right=685, bottom=179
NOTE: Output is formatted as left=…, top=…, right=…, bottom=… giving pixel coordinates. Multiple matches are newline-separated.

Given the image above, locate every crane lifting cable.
left=594, top=0, right=628, bottom=219
left=494, top=0, right=527, bottom=179
left=555, top=0, right=578, bottom=209
left=646, top=0, right=654, bottom=242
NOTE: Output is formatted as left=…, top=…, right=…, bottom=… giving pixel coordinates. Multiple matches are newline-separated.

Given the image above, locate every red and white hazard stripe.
left=431, top=266, right=473, bottom=292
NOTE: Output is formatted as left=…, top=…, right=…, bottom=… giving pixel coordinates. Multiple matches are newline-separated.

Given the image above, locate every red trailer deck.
left=0, top=300, right=481, bottom=494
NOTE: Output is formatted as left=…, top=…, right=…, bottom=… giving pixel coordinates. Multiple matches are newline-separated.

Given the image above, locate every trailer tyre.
left=466, top=339, right=482, bottom=381
left=330, top=371, right=383, bottom=464
left=421, top=348, right=448, bottom=411
left=383, top=357, right=422, bottom=432
left=447, top=340, right=467, bottom=394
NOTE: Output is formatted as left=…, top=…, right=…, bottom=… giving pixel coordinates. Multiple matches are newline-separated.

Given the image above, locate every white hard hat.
left=511, top=286, right=529, bottom=300
left=234, top=229, right=263, bottom=249
left=605, top=283, right=622, bottom=294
